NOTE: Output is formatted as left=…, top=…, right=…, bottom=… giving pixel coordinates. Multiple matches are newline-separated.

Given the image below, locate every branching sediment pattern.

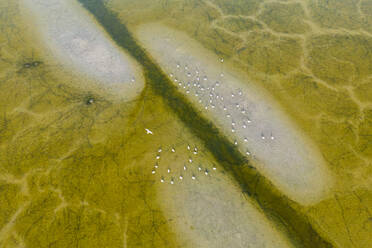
left=0, top=0, right=371, bottom=248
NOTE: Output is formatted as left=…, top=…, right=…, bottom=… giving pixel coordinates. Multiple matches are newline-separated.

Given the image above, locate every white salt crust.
left=135, top=23, right=333, bottom=205
left=21, top=0, right=144, bottom=101
left=156, top=151, right=293, bottom=248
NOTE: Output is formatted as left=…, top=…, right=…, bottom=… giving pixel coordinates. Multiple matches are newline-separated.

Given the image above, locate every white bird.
left=145, top=128, right=153, bottom=135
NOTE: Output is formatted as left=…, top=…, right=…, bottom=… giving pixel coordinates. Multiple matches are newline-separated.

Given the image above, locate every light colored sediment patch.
left=150, top=135, right=292, bottom=248
left=135, top=22, right=333, bottom=205
left=157, top=168, right=293, bottom=248
left=20, top=0, right=144, bottom=101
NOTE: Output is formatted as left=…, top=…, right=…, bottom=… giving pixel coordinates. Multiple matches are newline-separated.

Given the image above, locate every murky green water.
left=0, top=0, right=371, bottom=247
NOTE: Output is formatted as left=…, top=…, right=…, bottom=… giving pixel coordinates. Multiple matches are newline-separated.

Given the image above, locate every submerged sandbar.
left=135, top=22, right=333, bottom=205
left=20, top=0, right=144, bottom=100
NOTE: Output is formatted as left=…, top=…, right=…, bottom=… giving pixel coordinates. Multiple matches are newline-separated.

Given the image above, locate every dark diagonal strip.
left=77, top=1, right=334, bottom=247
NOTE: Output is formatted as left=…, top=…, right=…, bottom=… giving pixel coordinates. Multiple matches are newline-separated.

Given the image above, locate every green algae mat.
left=0, top=0, right=371, bottom=247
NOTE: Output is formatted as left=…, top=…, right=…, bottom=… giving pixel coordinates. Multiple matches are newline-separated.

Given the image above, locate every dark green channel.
left=77, top=0, right=334, bottom=247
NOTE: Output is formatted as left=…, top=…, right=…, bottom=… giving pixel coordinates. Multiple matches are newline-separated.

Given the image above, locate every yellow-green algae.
left=100, top=0, right=372, bottom=247
left=77, top=0, right=336, bottom=246
left=0, top=0, right=371, bottom=248
left=0, top=2, right=181, bottom=247
left=308, top=0, right=364, bottom=30
left=215, top=17, right=262, bottom=34
left=257, top=2, right=310, bottom=34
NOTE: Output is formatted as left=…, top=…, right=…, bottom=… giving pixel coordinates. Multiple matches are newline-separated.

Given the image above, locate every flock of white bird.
left=21, top=1, right=333, bottom=246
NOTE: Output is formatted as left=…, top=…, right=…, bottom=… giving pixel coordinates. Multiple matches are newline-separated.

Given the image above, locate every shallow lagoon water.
left=135, top=22, right=332, bottom=205
left=0, top=0, right=371, bottom=248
